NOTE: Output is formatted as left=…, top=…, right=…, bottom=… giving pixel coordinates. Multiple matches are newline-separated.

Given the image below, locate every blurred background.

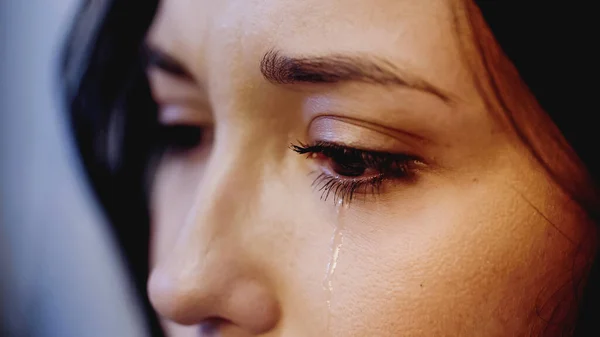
left=0, top=1, right=148, bottom=336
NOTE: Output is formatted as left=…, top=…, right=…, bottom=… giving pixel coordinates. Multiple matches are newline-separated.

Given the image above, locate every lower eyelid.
left=293, top=143, right=425, bottom=205
left=311, top=172, right=388, bottom=204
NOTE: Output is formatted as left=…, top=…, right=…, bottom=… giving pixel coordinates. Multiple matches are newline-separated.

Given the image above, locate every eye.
left=157, top=124, right=205, bottom=153
left=291, top=141, right=421, bottom=204
left=325, top=152, right=379, bottom=178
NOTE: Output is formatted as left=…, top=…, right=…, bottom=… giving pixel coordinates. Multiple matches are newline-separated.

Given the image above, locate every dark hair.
left=61, top=1, right=164, bottom=336
left=61, top=1, right=599, bottom=336
left=458, top=3, right=600, bottom=335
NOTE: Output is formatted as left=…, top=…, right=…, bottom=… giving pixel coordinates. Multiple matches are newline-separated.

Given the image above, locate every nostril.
left=198, top=317, right=228, bottom=336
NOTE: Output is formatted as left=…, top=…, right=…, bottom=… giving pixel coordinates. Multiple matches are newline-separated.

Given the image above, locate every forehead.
left=148, top=0, right=471, bottom=97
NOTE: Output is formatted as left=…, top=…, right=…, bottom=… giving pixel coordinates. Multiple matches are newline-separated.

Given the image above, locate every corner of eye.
left=416, top=158, right=446, bottom=175
left=146, top=67, right=166, bottom=80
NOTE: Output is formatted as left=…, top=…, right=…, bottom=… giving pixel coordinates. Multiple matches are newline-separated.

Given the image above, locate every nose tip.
left=147, top=268, right=214, bottom=325
left=147, top=266, right=280, bottom=334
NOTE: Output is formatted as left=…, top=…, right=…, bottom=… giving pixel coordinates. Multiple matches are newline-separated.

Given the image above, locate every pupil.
left=331, top=158, right=366, bottom=177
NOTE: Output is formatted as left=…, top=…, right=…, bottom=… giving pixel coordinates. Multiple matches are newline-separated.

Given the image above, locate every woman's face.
left=146, top=0, right=590, bottom=336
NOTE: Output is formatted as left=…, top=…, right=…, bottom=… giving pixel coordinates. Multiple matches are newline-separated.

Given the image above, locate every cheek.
left=150, top=156, right=207, bottom=266
left=146, top=137, right=587, bottom=336
left=326, top=178, right=582, bottom=336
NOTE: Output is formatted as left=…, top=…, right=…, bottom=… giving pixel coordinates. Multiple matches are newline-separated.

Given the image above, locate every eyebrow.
left=143, top=46, right=451, bottom=102
left=143, top=44, right=196, bottom=83
left=260, top=50, right=452, bottom=102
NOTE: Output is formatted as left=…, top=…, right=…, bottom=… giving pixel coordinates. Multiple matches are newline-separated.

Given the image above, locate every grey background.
left=1, top=1, right=148, bottom=336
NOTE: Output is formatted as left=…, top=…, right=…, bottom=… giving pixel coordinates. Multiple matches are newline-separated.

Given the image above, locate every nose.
left=147, top=160, right=281, bottom=334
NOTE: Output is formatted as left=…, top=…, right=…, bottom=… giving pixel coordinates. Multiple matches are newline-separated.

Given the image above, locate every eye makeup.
left=291, top=141, right=422, bottom=205
left=307, top=115, right=426, bottom=154
left=293, top=116, right=426, bottom=205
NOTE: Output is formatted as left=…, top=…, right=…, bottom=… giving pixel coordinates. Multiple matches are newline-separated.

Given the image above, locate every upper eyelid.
left=330, top=115, right=430, bottom=145
left=157, top=105, right=212, bottom=126
left=147, top=68, right=210, bottom=107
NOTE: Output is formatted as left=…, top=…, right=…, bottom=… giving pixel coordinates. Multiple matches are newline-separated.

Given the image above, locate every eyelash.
left=154, top=127, right=421, bottom=205
left=156, top=125, right=204, bottom=153
left=291, top=141, right=421, bottom=205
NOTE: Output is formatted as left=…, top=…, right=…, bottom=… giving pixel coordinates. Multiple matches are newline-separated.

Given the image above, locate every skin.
left=145, top=0, right=593, bottom=336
